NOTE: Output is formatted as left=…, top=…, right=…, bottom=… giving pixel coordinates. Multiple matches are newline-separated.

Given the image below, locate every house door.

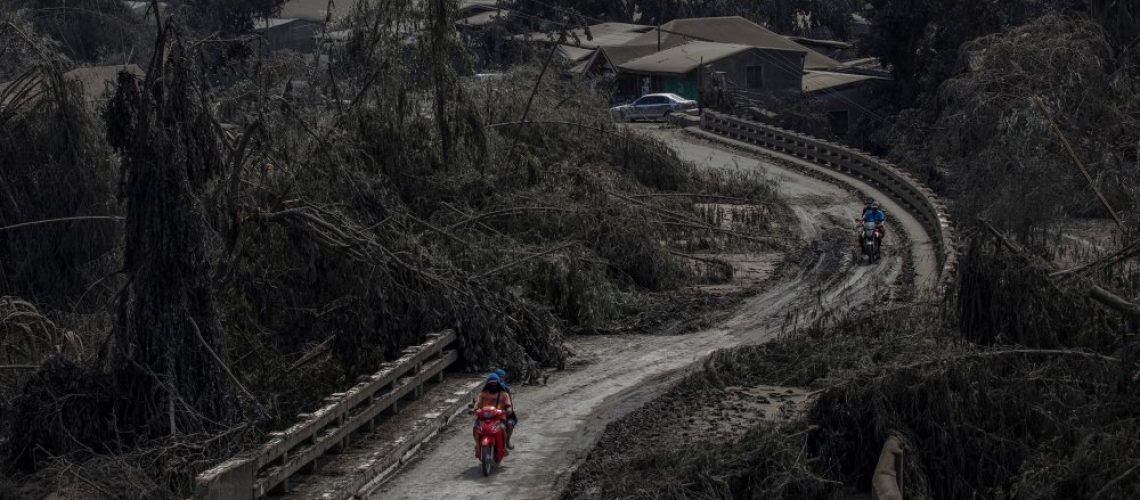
left=828, top=111, right=850, bottom=136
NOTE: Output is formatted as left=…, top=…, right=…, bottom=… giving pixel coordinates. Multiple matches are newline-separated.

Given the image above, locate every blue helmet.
left=493, top=368, right=507, bottom=380
left=486, top=372, right=501, bottom=384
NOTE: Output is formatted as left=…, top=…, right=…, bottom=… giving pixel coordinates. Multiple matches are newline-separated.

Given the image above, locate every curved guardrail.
left=194, top=331, right=459, bottom=499
left=700, top=111, right=958, bottom=291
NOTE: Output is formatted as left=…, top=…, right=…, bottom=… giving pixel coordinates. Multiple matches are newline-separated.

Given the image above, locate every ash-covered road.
left=361, top=126, right=938, bottom=499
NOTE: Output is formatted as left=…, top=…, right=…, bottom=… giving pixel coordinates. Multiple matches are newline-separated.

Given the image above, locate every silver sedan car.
left=610, top=93, right=698, bottom=122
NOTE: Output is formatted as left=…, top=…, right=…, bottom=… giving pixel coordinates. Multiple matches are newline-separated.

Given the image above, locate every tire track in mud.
left=363, top=126, right=938, bottom=500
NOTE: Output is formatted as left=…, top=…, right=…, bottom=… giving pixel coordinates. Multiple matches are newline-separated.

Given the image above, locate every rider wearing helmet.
left=860, top=199, right=887, bottom=244
left=493, top=368, right=511, bottom=394
left=473, top=373, right=516, bottom=451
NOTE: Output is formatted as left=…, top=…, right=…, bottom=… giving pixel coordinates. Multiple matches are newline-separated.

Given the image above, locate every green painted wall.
left=663, top=75, right=699, bottom=100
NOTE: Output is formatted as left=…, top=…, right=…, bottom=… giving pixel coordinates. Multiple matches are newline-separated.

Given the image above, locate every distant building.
left=456, top=0, right=511, bottom=29
left=513, top=22, right=655, bottom=69
left=255, top=18, right=323, bottom=53
left=278, top=0, right=358, bottom=23
left=615, top=42, right=806, bottom=102
left=565, top=15, right=890, bottom=138
left=786, top=36, right=856, bottom=61
left=622, top=16, right=840, bottom=70
left=576, top=44, right=660, bottom=76
left=802, top=71, right=889, bottom=136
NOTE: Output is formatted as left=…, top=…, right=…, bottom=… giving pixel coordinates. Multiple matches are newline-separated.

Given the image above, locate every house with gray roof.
left=610, top=41, right=807, bottom=103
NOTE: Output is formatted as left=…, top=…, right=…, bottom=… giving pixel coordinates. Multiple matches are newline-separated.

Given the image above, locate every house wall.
left=262, top=21, right=321, bottom=53
left=611, top=48, right=806, bottom=104
left=810, top=82, right=884, bottom=136
left=707, top=49, right=804, bottom=93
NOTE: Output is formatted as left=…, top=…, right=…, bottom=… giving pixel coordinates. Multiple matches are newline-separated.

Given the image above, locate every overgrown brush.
left=0, top=1, right=787, bottom=493
left=0, top=60, right=120, bottom=308
left=956, top=237, right=1126, bottom=350
left=808, top=348, right=1137, bottom=499
left=566, top=303, right=1140, bottom=499
left=886, top=13, right=1140, bottom=246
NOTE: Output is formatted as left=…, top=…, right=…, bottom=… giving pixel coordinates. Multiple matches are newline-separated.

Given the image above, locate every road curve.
left=370, top=126, right=938, bottom=500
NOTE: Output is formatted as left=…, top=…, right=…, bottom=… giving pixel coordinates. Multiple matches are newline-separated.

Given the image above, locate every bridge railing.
left=700, top=111, right=958, bottom=290
left=194, top=330, right=459, bottom=500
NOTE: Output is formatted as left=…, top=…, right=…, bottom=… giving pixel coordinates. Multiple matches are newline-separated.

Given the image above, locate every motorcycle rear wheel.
left=481, top=444, right=494, bottom=476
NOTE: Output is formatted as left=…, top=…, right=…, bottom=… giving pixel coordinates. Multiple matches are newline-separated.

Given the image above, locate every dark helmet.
left=484, top=372, right=502, bottom=391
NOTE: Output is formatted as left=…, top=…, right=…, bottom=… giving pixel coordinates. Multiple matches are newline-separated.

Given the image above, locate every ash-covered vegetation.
left=562, top=1, right=1140, bottom=499
left=0, top=1, right=785, bottom=496
left=566, top=299, right=1140, bottom=499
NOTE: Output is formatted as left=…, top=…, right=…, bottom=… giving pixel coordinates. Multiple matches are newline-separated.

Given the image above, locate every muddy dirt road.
left=369, top=127, right=939, bottom=500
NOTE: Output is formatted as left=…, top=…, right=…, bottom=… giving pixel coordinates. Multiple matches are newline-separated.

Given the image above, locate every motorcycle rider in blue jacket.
left=860, top=199, right=887, bottom=245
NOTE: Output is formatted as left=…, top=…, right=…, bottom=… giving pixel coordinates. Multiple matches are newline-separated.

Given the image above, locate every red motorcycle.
left=472, top=406, right=507, bottom=476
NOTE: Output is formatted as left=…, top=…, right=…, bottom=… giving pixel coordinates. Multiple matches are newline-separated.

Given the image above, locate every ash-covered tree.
left=105, top=25, right=245, bottom=436
left=885, top=13, right=1140, bottom=244
left=1, top=0, right=145, bottom=63
left=861, top=0, right=1074, bottom=105
left=0, top=32, right=118, bottom=306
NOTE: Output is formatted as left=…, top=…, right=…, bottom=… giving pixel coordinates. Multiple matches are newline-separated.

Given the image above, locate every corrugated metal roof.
left=619, top=42, right=785, bottom=76
left=598, top=44, right=660, bottom=67
left=568, top=58, right=592, bottom=74
left=786, top=36, right=853, bottom=50
left=257, top=18, right=316, bottom=30
left=457, top=9, right=509, bottom=27
left=459, top=0, right=499, bottom=10
left=802, top=70, right=887, bottom=94
left=558, top=45, right=595, bottom=63
left=626, top=16, right=839, bottom=70
left=515, top=22, right=652, bottom=49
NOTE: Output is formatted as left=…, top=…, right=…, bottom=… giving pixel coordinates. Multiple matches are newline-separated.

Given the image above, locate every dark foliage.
left=0, top=63, right=119, bottom=308
left=2, top=0, right=144, bottom=63
left=106, top=28, right=242, bottom=437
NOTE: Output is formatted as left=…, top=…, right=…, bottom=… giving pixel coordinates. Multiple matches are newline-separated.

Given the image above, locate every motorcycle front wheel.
left=481, top=444, right=494, bottom=476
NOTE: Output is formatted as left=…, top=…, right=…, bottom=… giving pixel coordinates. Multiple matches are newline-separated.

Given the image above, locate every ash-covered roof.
left=802, top=70, right=887, bottom=94
left=618, top=42, right=803, bottom=76
left=515, top=22, right=653, bottom=49
left=625, top=16, right=839, bottom=70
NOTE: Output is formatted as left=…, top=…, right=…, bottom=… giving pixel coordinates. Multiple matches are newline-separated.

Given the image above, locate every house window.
left=746, top=65, right=764, bottom=89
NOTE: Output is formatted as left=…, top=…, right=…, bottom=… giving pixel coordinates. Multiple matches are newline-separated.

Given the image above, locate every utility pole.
left=494, top=0, right=502, bottom=67
left=657, top=0, right=663, bottom=51
left=697, top=56, right=703, bottom=116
